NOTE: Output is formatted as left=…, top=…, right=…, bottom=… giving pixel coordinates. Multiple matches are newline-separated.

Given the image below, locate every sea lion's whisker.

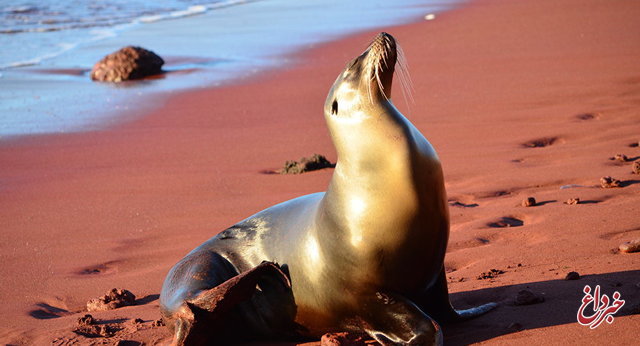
left=396, top=43, right=414, bottom=107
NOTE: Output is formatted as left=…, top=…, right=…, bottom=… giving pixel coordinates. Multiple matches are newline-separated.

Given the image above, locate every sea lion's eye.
left=331, top=99, right=338, bottom=115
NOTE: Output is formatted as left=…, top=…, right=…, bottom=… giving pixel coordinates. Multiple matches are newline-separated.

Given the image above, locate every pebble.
left=565, top=198, right=580, bottom=205
left=600, top=176, right=621, bottom=188
left=522, top=197, right=536, bottom=207
left=612, top=154, right=629, bottom=162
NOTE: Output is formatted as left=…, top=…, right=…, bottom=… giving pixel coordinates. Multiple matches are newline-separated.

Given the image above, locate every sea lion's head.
left=324, top=32, right=412, bottom=162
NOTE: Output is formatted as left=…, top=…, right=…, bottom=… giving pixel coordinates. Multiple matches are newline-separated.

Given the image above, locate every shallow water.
left=0, top=0, right=460, bottom=138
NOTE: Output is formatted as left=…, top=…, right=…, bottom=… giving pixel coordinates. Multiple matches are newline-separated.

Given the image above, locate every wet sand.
left=1, top=0, right=639, bottom=344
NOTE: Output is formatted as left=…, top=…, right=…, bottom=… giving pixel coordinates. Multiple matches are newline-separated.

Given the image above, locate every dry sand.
left=1, top=0, right=639, bottom=344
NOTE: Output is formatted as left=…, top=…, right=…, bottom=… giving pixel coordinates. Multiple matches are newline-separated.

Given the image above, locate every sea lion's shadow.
left=444, top=269, right=640, bottom=345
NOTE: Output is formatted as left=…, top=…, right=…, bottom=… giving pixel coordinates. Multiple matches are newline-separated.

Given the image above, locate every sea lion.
left=160, top=32, right=496, bottom=345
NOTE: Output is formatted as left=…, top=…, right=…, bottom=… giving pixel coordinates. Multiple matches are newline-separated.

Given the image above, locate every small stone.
left=629, top=141, right=640, bottom=148
left=73, top=314, right=116, bottom=338
left=151, top=319, right=165, bottom=327
left=77, top=314, right=96, bottom=326
left=87, top=288, right=136, bottom=311
left=565, top=198, right=580, bottom=205
left=600, top=176, right=621, bottom=188
left=565, top=271, right=580, bottom=280
left=521, top=197, right=536, bottom=207
left=612, top=154, right=629, bottom=162
left=514, top=289, right=544, bottom=305
left=619, top=239, right=640, bottom=253
left=632, top=161, right=640, bottom=175
left=477, top=268, right=505, bottom=280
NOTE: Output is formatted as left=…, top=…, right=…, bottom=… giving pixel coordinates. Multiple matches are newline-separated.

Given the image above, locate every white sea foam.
left=0, top=0, right=263, bottom=70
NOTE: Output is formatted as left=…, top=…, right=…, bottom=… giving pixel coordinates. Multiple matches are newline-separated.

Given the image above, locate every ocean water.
left=0, top=0, right=459, bottom=138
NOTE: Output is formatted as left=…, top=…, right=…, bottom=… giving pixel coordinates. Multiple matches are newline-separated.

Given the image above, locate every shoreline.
left=0, top=0, right=458, bottom=139
left=1, top=0, right=639, bottom=344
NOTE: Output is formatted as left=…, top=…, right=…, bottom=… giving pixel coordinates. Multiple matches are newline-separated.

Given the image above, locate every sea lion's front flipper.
left=170, top=261, right=291, bottom=346
left=416, top=267, right=497, bottom=324
left=356, top=291, right=442, bottom=346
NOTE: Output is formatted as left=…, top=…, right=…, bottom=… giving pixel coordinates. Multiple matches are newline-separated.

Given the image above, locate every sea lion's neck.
left=322, top=109, right=422, bottom=248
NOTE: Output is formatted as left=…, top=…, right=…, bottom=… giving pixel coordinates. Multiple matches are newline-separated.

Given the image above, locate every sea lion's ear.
left=331, top=99, right=339, bottom=115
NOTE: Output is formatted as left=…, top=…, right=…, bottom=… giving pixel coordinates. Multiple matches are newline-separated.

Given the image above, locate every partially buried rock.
left=565, top=271, right=580, bottom=280
left=91, top=46, right=164, bottom=82
left=279, top=154, right=335, bottom=174
left=151, top=318, right=165, bottom=327
left=477, top=268, right=505, bottom=280
left=521, top=197, right=536, bottom=207
left=77, top=314, right=96, bottom=326
left=514, top=289, right=544, bottom=305
left=632, top=161, right=640, bottom=175
left=611, top=154, right=629, bottom=162
left=321, top=332, right=367, bottom=346
left=87, top=288, right=136, bottom=311
left=73, top=314, right=116, bottom=338
left=619, top=239, right=640, bottom=253
left=600, top=176, right=621, bottom=188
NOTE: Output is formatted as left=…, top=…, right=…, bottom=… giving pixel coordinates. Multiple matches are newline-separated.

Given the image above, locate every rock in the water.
left=91, top=46, right=164, bottom=82
left=87, top=288, right=136, bottom=311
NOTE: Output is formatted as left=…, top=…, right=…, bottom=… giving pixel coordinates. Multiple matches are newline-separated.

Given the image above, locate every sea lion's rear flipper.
left=357, top=291, right=443, bottom=346
left=416, top=267, right=497, bottom=324
left=170, top=261, right=291, bottom=346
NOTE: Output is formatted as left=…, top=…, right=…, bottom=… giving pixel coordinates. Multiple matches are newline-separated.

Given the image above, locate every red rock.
left=86, top=288, right=136, bottom=311
left=90, top=46, right=164, bottom=82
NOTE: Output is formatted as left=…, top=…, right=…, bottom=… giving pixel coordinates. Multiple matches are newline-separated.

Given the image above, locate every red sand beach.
left=1, top=0, right=639, bottom=344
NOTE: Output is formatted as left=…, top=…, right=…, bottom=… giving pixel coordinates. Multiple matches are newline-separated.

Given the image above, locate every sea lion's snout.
left=372, top=32, right=397, bottom=53
left=369, top=32, right=397, bottom=71
left=364, top=32, right=398, bottom=100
